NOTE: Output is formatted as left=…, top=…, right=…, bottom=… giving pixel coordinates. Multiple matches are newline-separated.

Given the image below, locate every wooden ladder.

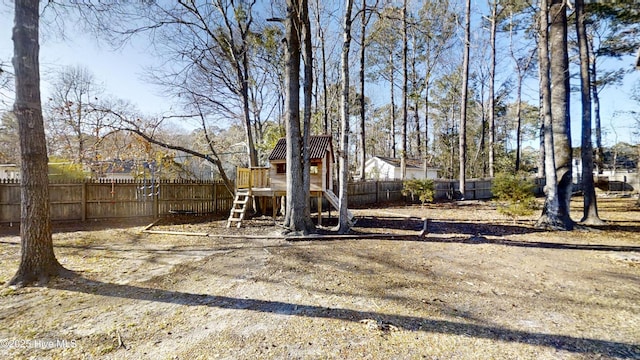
left=226, top=189, right=251, bottom=228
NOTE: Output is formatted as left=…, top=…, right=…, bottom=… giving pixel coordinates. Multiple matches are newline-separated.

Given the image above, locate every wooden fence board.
left=376, top=180, right=404, bottom=203
left=0, top=182, right=20, bottom=223
left=0, top=180, right=232, bottom=223
left=0, top=177, right=523, bottom=224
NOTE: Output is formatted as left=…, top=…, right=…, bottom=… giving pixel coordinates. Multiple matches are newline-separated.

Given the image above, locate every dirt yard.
left=1, top=197, right=639, bottom=359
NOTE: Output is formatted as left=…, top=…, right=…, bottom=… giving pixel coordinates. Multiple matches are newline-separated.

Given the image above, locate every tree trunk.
left=314, top=0, right=329, bottom=134
left=321, top=43, right=329, bottom=134
left=239, top=34, right=259, bottom=168
left=459, top=0, right=471, bottom=199
left=300, top=0, right=315, bottom=229
left=389, top=52, right=396, bottom=158
left=590, top=50, right=604, bottom=174
left=549, top=0, right=573, bottom=229
left=283, top=0, right=311, bottom=234
left=536, top=0, right=573, bottom=230
left=359, top=0, right=367, bottom=180
left=510, top=48, right=536, bottom=173
left=488, top=0, right=497, bottom=178
left=515, top=77, right=523, bottom=172
left=477, top=72, right=487, bottom=178
left=337, top=0, right=355, bottom=234
left=414, top=99, right=421, bottom=158
left=9, top=0, right=66, bottom=286
left=538, top=60, right=545, bottom=179
left=507, top=10, right=535, bottom=174
left=576, top=0, right=603, bottom=225
left=637, top=145, right=640, bottom=207
left=423, top=71, right=430, bottom=178
left=412, top=34, right=420, bottom=160
left=400, top=0, right=408, bottom=180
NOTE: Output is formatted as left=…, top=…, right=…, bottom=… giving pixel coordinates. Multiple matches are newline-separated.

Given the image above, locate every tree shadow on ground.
left=0, top=218, right=155, bottom=237
left=417, top=236, right=640, bottom=252
left=0, top=214, right=230, bottom=237
left=50, top=274, right=640, bottom=359
left=587, top=222, right=640, bottom=233
left=351, top=216, right=542, bottom=236
left=311, top=217, right=640, bottom=252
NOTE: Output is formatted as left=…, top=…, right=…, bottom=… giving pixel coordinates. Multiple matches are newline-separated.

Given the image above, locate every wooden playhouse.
left=227, top=135, right=351, bottom=227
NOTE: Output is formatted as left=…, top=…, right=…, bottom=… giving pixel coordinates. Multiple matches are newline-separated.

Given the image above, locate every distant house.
left=94, top=159, right=136, bottom=180
left=0, top=164, right=20, bottom=180
left=364, top=156, right=439, bottom=180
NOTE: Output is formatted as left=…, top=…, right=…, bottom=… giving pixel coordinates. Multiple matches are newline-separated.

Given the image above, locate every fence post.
left=470, top=181, right=475, bottom=200
left=213, top=181, right=217, bottom=214
left=375, top=180, right=379, bottom=204
left=153, top=181, right=159, bottom=218
left=81, top=181, right=87, bottom=221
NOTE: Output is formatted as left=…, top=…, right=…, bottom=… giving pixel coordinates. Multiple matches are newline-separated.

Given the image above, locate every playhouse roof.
left=268, top=135, right=333, bottom=161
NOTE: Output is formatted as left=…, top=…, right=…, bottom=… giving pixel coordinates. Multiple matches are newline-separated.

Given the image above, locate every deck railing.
left=236, top=167, right=270, bottom=189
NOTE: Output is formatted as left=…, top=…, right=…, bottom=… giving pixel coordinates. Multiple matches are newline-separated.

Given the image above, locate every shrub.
left=402, top=179, right=435, bottom=206
left=48, top=157, right=89, bottom=181
left=492, top=172, right=537, bottom=221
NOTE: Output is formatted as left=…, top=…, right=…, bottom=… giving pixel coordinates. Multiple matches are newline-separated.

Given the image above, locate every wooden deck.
left=234, top=167, right=337, bottom=226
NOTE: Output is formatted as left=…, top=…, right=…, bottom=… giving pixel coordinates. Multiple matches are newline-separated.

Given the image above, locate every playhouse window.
left=310, top=161, right=321, bottom=175
left=276, top=163, right=286, bottom=174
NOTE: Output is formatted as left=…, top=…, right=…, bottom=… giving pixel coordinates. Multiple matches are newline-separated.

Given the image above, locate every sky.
left=1, top=2, right=639, bottom=148
left=0, top=3, right=176, bottom=116
left=567, top=57, right=640, bottom=147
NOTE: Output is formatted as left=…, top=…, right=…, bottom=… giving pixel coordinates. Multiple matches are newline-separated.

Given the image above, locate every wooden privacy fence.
left=0, top=179, right=233, bottom=224
left=1, top=178, right=502, bottom=224
left=328, top=178, right=494, bottom=208
left=431, top=178, right=494, bottom=201
left=347, top=180, right=406, bottom=205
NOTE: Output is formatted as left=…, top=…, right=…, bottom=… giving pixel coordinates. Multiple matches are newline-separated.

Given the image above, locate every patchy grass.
left=0, top=197, right=639, bottom=359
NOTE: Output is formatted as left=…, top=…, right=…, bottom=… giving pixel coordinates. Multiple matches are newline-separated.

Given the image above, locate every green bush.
left=492, top=173, right=537, bottom=221
left=48, top=157, right=89, bottom=181
left=402, top=179, right=435, bottom=206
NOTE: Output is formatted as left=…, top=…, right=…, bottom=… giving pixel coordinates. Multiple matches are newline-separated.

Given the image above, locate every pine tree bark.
left=549, top=0, right=573, bottom=229
left=400, top=0, right=408, bottom=180
left=9, top=0, right=66, bottom=286
left=537, top=52, right=546, bottom=179
left=590, top=52, right=604, bottom=174
left=337, top=0, right=355, bottom=234
left=283, top=0, right=312, bottom=234
left=240, top=50, right=259, bottom=169
left=221, top=3, right=259, bottom=169
left=300, top=0, right=315, bottom=229
left=536, top=0, right=573, bottom=230
left=359, top=0, right=367, bottom=180
left=423, top=70, right=431, bottom=177
left=313, top=0, right=329, bottom=134
left=411, top=33, right=420, bottom=160
left=576, top=0, right=604, bottom=225
left=389, top=51, right=396, bottom=158
left=514, top=74, right=523, bottom=172
left=488, top=0, right=497, bottom=178
left=459, top=0, right=471, bottom=199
